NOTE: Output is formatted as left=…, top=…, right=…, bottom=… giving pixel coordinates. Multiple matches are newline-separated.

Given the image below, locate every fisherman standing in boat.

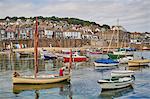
left=59, top=67, right=68, bottom=76
left=59, top=67, right=64, bottom=76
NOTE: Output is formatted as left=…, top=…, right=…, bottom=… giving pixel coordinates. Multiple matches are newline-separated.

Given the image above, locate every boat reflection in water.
left=99, top=86, right=134, bottom=99
left=127, top=65, right=149, bottom=71
left=13, top=82, right=71, bottom=95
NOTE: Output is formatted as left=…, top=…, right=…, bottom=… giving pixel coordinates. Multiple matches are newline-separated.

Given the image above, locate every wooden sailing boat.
left=107, top=20, right=133, bottom=60
left=12, top=17, right=70, bottom=84
left=128, top=59, right=150, bottom=66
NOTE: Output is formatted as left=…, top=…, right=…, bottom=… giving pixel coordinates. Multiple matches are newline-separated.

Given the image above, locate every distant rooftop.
left=111, top=25, right=127, bottom=32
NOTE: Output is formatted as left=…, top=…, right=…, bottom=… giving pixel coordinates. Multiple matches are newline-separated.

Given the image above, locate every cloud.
left=0, top=0, right=149, bottom=32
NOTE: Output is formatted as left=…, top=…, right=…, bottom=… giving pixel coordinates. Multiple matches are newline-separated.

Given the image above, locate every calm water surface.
left=0, top=51, right=150, bottom=99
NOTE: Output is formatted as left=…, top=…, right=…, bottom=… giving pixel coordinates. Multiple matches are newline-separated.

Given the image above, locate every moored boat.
left=86, top=48, right=103, bottom=54
left=113, top=51, right=133, bottom=56
left=63, top=52, right=88, bottom=62
left=13, top=74, right=70, bottom=84
left=128, top=59, right=150, bottom=66
left=40, top=49, right=57, bottom=60
left=142, top=47, right=150, bottom=50
left=61, top=49, right=76, bottom=54
left=98, top=77, right=134, bottom=90
left=117, top=48, right=136, bottom=52
left=107, top=53, right=125, bottom=59
left=16, top=52, right=31, bottom=57
left=94, top=59, right=119, bottom=67
left=118, top=56, right=133, bottom=63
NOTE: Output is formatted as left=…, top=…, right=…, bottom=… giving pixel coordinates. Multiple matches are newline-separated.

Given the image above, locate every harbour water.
left=0, top=51, right=150, bottom=99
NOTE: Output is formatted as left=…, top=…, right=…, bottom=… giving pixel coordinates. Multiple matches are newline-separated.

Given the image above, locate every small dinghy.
left=40, top=49, right=57, bottom=60
left=63, top=52, right=88, bottom=62
left=98, top=77, right=134, bottom=90
left=118, top=56, right=133, bottom=64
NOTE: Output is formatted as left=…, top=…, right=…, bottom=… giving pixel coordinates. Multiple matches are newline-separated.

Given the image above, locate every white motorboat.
left=98, top=77, right=134, bottom=90
left=118, top=56, right=133, bottom=64
left=63, top=52, right=88, bottom=62
left=40, top=49, right=57, bottom=60
left=113, top=51, right=133, bottom=56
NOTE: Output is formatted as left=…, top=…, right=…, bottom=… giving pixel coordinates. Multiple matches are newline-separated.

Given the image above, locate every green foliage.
left=18, top=17, right=26, bottom=21
left=11, top=16, right=18, bottom=21
left=2, top=16, right=110, bottom=28
left=101, top=24, right=110, bottom=30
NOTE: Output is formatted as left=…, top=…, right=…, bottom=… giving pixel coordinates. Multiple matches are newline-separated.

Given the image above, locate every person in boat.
left=59, top=66, right=68, bottom=76
left=59, top=67, right=64, bottom=76
left=13, top=72, right=20, bottom=77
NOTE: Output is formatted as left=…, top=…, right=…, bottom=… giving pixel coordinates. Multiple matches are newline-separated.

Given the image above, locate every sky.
left=0, top=0, right=149, bottom=32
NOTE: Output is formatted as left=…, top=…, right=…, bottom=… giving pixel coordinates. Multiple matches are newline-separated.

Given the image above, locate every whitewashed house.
left=44, top=30, right=53, bottom=38
left=63, top=31, right=81, bottom=39
left=0, top=29, right=6, bottom=40
left=26, top=28, right=34, bottom=39
left=6, top=29, right=15, bottom=40
left=55, top=31, right=63, bottom=39
left=20, top=29, right=27, bottom=39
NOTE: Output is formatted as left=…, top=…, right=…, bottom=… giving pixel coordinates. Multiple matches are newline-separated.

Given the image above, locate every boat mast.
left=107, top=28, right=115, bottom=53
left=69, top=49, right=72, bottom=73
left=34, top=17, right=39, bottom=78
left=117, top=18, right=119, bottom=48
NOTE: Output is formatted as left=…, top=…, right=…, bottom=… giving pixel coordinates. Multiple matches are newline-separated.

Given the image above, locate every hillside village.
left=0, top=16, right=150, bottom=50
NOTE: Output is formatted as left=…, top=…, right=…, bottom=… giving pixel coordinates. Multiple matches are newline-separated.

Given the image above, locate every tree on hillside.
left=18, top=17, right=26, bottom=21
left=101, top=24, right=110, bottom=30
left=11, top=16, right=18, bottom=21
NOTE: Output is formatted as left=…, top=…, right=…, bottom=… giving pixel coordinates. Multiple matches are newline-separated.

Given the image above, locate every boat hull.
left=44, top=55, right=57, bottom=60
left=107, top=53, right=125, bottom=59
left=128, top=60, right=150, bottom=66
left=111, top=70, right=134, bottom=77
left=13, top=74, right=70, bottom=84
left=113, top=51, right=133, bottom=56
left=94, top=62, right=119, bottom=67
left=98, top=77, right=134, bottom=90
left=64, top=57, right=87, bottom=62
